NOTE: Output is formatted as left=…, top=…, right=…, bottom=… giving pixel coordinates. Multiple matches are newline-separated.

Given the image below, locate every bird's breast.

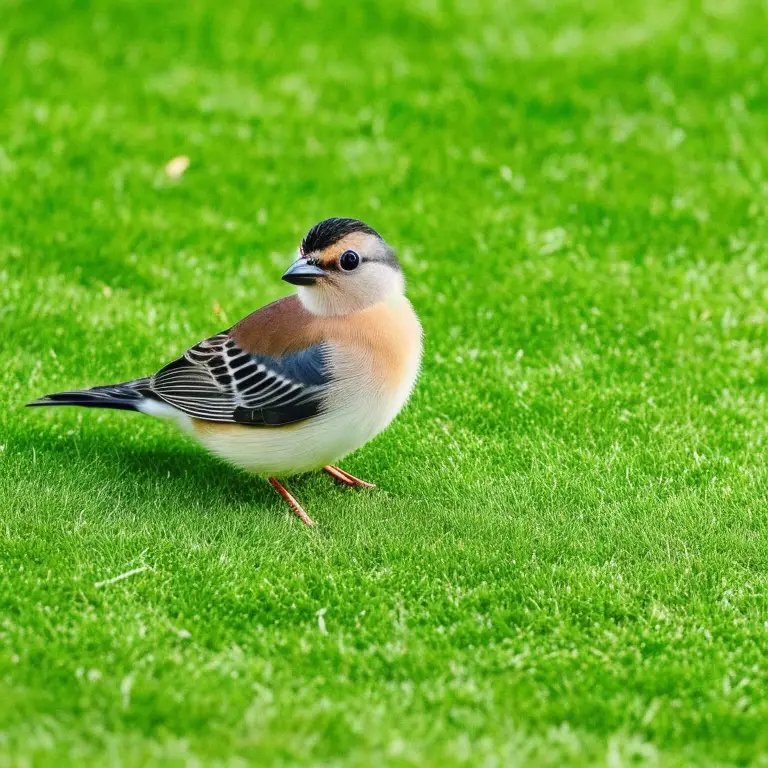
left=324, top=295, right=423, bottom=408
left=320, top=297, right=422, bottom=439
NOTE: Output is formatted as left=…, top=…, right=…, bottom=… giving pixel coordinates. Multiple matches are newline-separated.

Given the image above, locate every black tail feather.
left=27, top=378, right=153, bottom=413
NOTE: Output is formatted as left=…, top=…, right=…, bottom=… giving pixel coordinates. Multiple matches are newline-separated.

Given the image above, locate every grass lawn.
left=2, top=0, right=768, bottom=764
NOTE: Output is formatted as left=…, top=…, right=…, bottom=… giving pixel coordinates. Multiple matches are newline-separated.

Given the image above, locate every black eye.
left=339, top=250, right=360, bottom=271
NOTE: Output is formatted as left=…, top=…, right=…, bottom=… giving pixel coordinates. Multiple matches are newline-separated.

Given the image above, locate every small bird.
left=28, top=218, right=423, bottom=526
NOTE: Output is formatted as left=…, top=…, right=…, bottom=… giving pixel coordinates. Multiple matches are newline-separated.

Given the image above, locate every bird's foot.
left=323, top=465, right=376, bottom=489
left=268, top=477, right=315, bottom=527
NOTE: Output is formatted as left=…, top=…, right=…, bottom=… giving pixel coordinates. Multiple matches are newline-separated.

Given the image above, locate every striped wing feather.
left=150, top=333, right=330, bottom=426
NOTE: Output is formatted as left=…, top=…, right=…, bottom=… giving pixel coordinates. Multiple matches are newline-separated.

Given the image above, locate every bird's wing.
left=150, top=330, right=332, bottom=427
left=150, top=294, right=332, bottom=426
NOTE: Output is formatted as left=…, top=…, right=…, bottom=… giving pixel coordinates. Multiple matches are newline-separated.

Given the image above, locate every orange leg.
left=323, top=465, right=376, bottom=489
left=268, top=477, right=315, bottom=527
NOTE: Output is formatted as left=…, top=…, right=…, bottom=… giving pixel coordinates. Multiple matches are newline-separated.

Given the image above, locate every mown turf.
left=1, top=0, right=768, bottom=765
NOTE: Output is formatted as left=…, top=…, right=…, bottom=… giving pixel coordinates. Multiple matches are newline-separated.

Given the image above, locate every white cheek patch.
left=296, top=263, right=405, bottom=316
left=359, top=262, right=405, bottom=298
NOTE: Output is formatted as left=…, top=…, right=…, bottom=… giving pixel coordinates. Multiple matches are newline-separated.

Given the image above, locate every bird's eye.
left=339, top=250, right=360, bottom=271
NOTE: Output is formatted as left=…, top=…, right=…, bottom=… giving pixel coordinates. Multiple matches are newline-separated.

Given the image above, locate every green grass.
left=1, top=0, right=768, bottom=764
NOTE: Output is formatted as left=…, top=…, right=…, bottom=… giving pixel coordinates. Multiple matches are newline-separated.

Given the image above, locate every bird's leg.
left=323, top=465, right=376, bottom=489
left=268, top=477, right=315, bottom=527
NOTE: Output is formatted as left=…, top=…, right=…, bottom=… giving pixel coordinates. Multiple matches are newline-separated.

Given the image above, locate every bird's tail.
left=27, top=378, right=154, bottom=413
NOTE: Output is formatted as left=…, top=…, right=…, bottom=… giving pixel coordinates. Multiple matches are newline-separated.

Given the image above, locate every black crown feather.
left=300, top=218, right=381, bottom=256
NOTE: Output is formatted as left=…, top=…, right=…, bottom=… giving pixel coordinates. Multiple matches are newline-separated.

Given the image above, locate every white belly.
left=187, top=336, right=421, bottom=476
left=191, top=396, right=388, bottom=474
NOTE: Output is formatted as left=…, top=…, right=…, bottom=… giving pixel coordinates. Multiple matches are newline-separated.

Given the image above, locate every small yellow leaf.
left=165, top=155, right=190, bottom=179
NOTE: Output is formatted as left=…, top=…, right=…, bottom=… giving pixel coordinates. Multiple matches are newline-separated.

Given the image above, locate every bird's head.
left=282, top=218, right=404, bottom=315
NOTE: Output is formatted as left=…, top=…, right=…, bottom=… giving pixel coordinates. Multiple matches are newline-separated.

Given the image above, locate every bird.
left=27, top=218, right=423, bottom=527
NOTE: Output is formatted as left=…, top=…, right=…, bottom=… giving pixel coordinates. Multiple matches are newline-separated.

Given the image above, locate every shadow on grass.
left=16, top=414, right=416, bottom=535
left=13, top=425, right=304, bottom=518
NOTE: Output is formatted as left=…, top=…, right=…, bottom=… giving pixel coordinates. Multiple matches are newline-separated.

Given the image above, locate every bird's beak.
left=282, top=258, right=327, bottom=286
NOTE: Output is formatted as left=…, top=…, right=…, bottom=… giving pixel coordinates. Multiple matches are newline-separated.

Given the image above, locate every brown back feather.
left=229, top=295, right=324, bottom=357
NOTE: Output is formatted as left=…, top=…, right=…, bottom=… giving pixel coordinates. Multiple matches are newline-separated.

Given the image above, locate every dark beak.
left=281, top=258, right=327, bottom=286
